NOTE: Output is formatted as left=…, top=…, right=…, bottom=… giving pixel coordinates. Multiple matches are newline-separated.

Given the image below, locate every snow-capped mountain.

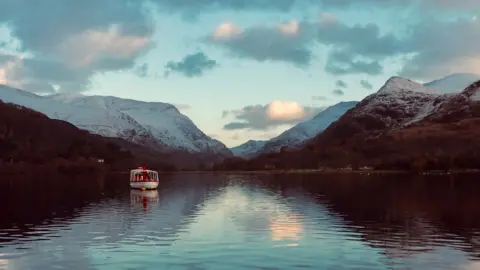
left=230, top=101, right=358, bottom=158
left=0, top=85, right=232, bottom=156
left=230, top=140, right=266, bottom=158
left=424, top=73, right=480, bottom=94
left=259, top=101, right=358, bottom=153
left=307, top=76, right=447, bottom=147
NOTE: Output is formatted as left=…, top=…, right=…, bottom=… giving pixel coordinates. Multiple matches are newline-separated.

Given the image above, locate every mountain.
left=0, top=99, right=134, bottom=169
left=230, top=140, right=266, bottom=158
left=0, top=85, right=232, bottom=160
left=217, top=77, right=480, bottom=171
left=259, top=101, right=358, bottom=153
left=424, top=73, right=480, bottom=94
left=230, top=101, right=358, bottom=158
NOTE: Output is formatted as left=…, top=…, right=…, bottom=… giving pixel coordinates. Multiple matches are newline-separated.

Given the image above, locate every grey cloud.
left=134, top=63, right=149, bottom=77
left=222, top=103, right=324, bottom=130
left=399, top=17, right=480, bottom=80
left=224, top=122, right=251, bottom=130
left=229, top=133, right=241, bottom=140
left=205, top=25, right=313, bottom=66
left=332, top=89, right=345, bottom=96
left=0, top=0, right=154, bottom=92
left=165, top=52, right=218, bottom=78
left=205, top=10, right=480, bottom=80
left=325, top=50, right=383, bottom=75
left=149, top=0, right=479, bottom=15
left=360, top=80, right=373, bottom=90
left=336, top=80, right=347, bottom=88
left=174, top=104, right=192, bottom=110
left=206, top=18, right=402, bottom=73
left=312, top=96, right=328, bottom=101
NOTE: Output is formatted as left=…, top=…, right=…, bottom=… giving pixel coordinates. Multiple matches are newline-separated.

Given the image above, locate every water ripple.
left=1, top=173, right=480, bottom=269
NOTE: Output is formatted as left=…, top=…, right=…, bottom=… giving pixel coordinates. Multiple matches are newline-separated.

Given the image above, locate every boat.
left=129, top=166, right=159, bottom=190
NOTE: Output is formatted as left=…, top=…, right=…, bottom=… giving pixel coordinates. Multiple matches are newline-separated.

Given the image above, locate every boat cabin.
left=130, top=167, right=159, bottom=182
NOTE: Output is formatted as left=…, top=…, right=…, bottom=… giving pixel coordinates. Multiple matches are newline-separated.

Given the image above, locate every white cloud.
left=223, top=101, right=323, bottom=130
left=266, top=101, right=306, bottom=121
left=213, top=23, right=242, bottom=40
left=59, top=25, right=151, bottom=68
left=0, top=55, right=23, bottom=88
left=277, top=20, right=300, bottom=36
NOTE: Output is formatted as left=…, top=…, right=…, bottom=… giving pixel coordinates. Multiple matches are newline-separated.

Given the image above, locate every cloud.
left=229, top=133, right=241, bottom=140
left=0, top=54, right=23, bottom=88
left=205, top=20, right=313, bottom=67
left=332, top=89, right=345, bottom=96
left=360, top=80, right=373, bottom=90
left=324, top=50, right=384, bottom=76
left=134, top=63, right=149, bottom=77
left=174, top=104, right=192, bottom=110
left=222, top=101, right=324, bottom=130
left=312, top=96, right=328, bottom=101
left=0, top=0, right=154, bottom=93
left=399, top=16, right=480, bottom=79
left=336, top=80, right=347, bottom=88
left=205, top=15, right=403, bottom=72
left=149, top=0, right=480, bottom=15
left=165, top=52, right=218, bottom=78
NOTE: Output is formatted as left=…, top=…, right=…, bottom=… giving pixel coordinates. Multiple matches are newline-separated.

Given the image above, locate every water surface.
left=1, top=173, right=480, bottom=270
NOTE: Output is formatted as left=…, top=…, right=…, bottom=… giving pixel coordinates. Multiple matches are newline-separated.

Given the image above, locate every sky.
left=0, top=0, right=479, bottom=148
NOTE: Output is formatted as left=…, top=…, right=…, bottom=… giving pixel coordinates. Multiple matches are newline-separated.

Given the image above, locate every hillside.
left=0, top=100, right=133, bottom=170
left=0, top=99, right=214, bottom=171
left=230, top=140, right=266, bottom=158
left=0, top=86, right=232, bottom=159
left=216, top=78, right=480, bottom=171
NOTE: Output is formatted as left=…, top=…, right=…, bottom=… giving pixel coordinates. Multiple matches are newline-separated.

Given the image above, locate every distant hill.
left=230, top=101, right=358, bottom=158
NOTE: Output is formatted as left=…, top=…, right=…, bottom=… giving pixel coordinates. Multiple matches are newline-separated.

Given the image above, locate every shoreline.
left=143, top=169, right=480, bottom=175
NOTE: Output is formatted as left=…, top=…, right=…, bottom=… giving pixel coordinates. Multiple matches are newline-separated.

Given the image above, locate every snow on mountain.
left=259, top=101, right=358, bottom=153
left=230, top=140, right=266, bottom=158
left=230, top=101, right=358, bottom=158
left=378, top=77, right=440, bottom=95
left=331, top=77, right=447, bottom=131
left=0, top=85, right=232, bottom=156
left=424, top=73, right=480, bottom=94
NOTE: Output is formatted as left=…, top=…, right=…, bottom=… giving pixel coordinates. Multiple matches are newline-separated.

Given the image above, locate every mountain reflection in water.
left=0, top=172, right=480, bottom=270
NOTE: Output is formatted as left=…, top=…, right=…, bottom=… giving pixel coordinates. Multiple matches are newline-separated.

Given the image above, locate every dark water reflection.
left=1, top=173, right=480, bottom=269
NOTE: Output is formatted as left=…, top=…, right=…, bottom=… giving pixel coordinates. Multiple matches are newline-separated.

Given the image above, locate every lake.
left=0, top=173, right=480, bottom=270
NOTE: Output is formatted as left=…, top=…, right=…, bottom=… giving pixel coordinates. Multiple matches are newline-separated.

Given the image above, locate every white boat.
left=129, top=167, right=159, bottom=190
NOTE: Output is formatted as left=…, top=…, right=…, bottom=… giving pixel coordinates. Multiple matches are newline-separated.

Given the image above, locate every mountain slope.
left=424, top=73, right=480, bottom=94
left=230, top=140, right=266, bottom=158
left=0, top=99, right=134, bottom=168
left=0, top=85, right=232, bottom=158
left=259, top=101, right=358, bottom=153
left=219, top=77, right=480, bottom=171
left=230, top=101, right=358, bottom=158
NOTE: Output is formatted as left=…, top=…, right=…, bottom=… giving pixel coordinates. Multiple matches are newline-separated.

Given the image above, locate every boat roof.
left=130, top=167, right=158, bottom=173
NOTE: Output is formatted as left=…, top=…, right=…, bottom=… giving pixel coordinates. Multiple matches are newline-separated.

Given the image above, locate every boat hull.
left=130, top=181, right=159, bottom=190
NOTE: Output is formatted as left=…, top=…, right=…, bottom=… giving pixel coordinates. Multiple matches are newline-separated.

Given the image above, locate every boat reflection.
left=130, top=189, right=159, bottom=211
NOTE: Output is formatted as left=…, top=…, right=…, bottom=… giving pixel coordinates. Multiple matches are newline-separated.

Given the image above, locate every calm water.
left=1, top=173, right=480, bottom=270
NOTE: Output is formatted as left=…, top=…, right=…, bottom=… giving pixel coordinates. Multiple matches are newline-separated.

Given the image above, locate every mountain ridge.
left=216, top=76, right=480, bottom=171
left=230, top=101, right=358, bottom=158
left=0, top=85, right=232, bottom=161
